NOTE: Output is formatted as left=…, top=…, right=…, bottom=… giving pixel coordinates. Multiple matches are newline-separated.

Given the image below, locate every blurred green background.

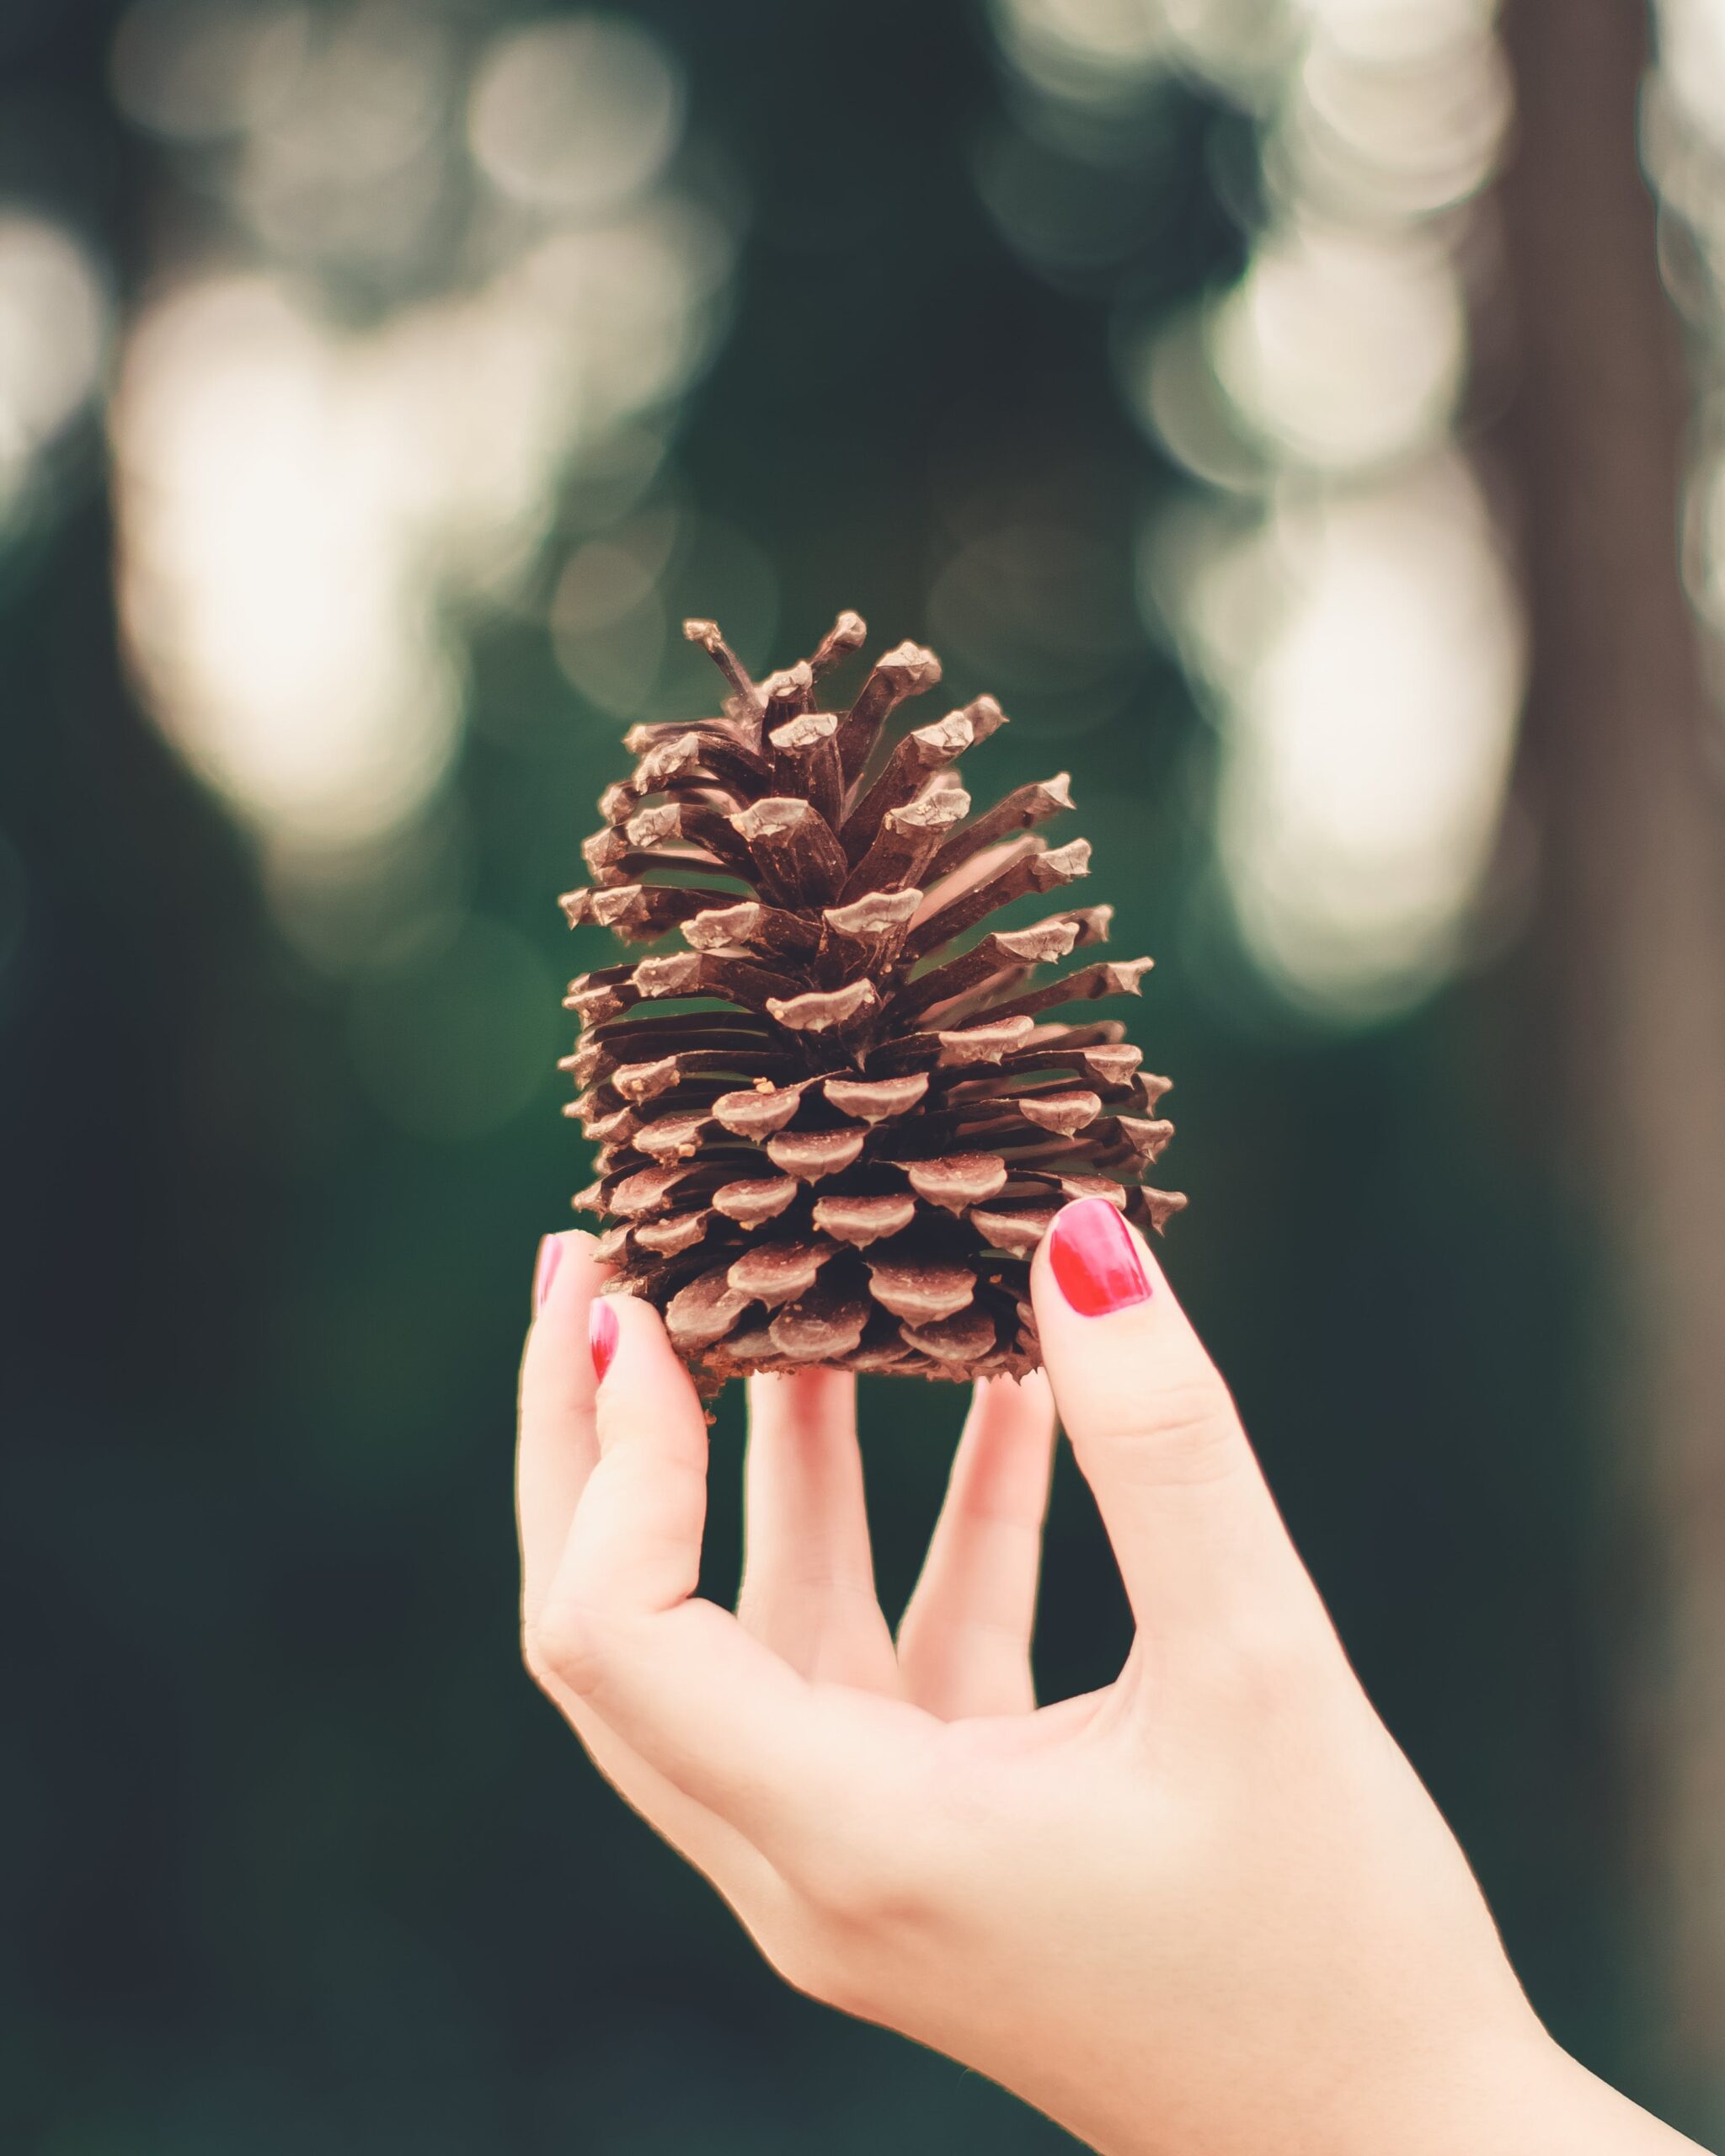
left=4, top=0, right=1725, bottom=2148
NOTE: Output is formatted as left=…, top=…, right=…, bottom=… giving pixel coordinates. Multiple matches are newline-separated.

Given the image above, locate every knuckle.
left=740, top=1871, right=886, bottom=2016
left=519, top=1618, right=553, bottom=1690
left=755, top=1921, right=861, bottom=2014
left=798, top=1946, right=875, bottom=2022
left=785, top=1817, right=938, bottom=1942
left=787, top=1843, right=887, bottom=1930
left=1105, top=1372, right=1243, bottom=1488
left=520, top=1605, right=606, bottom=1699
left=774, top=1796, right=966, bottom=2021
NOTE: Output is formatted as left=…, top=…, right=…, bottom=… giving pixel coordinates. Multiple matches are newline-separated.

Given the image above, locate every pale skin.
left=516, top=1217, right=1709, bottom=2156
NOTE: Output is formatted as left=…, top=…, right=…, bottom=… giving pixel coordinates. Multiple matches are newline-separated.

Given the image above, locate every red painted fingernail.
left=1047, top=1197, right=1151, bottom=1317
left=534, top=1235, right=562, bottom=1310
left=589, top=1298, right=618, bottom=1382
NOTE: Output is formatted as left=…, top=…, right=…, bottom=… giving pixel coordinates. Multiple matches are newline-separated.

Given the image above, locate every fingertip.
left=531, top=1228, right=605, bottom=1318
left=1028, top=1199, right=1220, bottom=1450
left=590, top=1288, right=709, bottom=1454
left=1014, top=1365, right=1056, bottom=1427
left=521, top=1231, right=611, bottom=1420
left=589, top=1294, right=618, bottom=1385
left=532, top=1234, right=560, bottom=1312
left=748, top=1361, right=853, bottom=1422
left=969, top=1365, right=1056, bottom=1437
left=1019, top=1368, right=1060, bottom=1454
left=593, top=1280, right=670, bottom=1353
left=1031, top=1196, right=1160, bottom=1324
left=954, top=1369, right=1057, bottom=1516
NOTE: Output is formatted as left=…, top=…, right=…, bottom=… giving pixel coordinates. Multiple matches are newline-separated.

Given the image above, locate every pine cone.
left=559, top=611, right=1185, bottom=1391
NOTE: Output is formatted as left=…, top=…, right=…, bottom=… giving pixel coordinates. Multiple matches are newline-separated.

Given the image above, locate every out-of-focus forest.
left=3, top=0, right=1724, bottom=2148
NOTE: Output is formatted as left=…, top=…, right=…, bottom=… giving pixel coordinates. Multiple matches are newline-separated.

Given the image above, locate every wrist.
left=1052, top=2009, right=1571, bottom=2156
left=1327, top=2017, right=1703, bottom=2156
left=1335, top=2019, right=1573, bottom=2156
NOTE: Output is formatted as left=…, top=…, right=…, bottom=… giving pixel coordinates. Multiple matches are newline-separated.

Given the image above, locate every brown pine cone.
left=558, top=611, right=1185, bottom=1391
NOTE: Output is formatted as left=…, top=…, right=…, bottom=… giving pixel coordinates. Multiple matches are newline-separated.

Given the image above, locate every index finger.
left=1029, top=1198, right=1324, bottom=1651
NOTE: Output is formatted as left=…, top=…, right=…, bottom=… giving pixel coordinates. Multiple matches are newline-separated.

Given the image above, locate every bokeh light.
left=0, top=210, right=109, bottom=527
left=549, top=508, right=779, bottom=725
left=992, top=0, right=1519, bottom=1022
left=1655, top=0, right=1725, bottom=153
left=1158, top=456, right=1524, bottom=1014
left=110, top=0, right=307, bottom=144
left=114, top=274, right=464, bottom=851
left=467, top=15, right=683, bottom=217
left=108, top=0, right=740, bottom=951
left=1650, top=0, right=1725, bottom=733
left=1208, top=221, right=1466, bottom=472
left=990, top=0, right=1172, bottom=107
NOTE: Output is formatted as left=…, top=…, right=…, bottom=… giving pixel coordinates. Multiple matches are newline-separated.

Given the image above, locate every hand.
left=517, top=1203, right=1704, bottom=2156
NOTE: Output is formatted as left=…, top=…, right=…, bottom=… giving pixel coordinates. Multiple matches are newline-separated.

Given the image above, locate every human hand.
left=517, top=1203, right=1704, bottom=2156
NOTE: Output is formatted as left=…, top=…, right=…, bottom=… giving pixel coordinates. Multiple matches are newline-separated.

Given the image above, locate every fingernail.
left=534, top=1235, right=563, bottom=1310
left=589, top=1298, right=618, bottom=1383
left=1047, top=1197, right=1151, bottom=1317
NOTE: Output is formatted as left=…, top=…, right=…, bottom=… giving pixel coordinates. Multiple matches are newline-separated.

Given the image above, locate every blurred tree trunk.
left=1497, top=0, right=1725, bottom=2110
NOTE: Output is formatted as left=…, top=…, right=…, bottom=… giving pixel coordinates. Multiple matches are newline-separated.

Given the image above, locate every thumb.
left=1030, top=1198, right=1321, bottom=1650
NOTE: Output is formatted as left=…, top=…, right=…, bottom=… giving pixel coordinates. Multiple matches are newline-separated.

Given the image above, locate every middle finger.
left=736, top=1367, right=900, bottom=1689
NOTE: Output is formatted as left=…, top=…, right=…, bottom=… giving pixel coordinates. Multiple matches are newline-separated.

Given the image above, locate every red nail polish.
left=1047, top=1197, right=1151, bottom=1317
left=534, top=1236, right=562, bottom=1310
left=589, top=1298, right=618, bottom=1382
